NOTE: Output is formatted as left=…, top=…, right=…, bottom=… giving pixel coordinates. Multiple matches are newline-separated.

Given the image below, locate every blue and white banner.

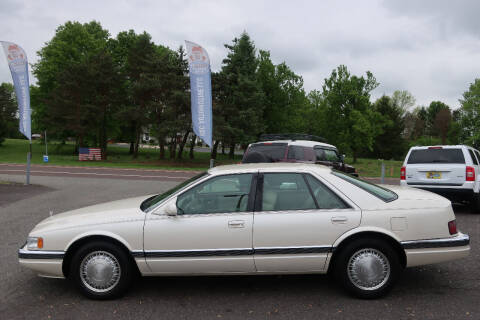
left=1, top=41, right=31, bottom=140
left=185, top=41, right=212, bottom=148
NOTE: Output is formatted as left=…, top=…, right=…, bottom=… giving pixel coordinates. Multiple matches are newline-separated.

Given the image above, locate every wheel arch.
left=328, top=230, right=407, bottom=274
left=62, top=234, right=139, bottom=278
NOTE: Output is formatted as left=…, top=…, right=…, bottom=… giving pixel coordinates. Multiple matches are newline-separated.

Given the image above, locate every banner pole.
left=26, top=140, right=32, bottom=185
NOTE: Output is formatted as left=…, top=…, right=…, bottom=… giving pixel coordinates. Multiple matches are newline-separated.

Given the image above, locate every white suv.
left=400, top=145, right=480, bottom=211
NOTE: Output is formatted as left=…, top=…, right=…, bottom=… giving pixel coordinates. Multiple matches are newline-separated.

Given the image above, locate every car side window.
left=305, top=174, right=349, bottom=209
left=177, top=174, right=253, bottom=215
left=475, top=150, right=480, bottom=165
left=287, top=146, right=305, bottom=160
left=262, top=173, right=316, bottom=211
left=315, top=148, right=340, bottom=162
left=469, top=149, right=479, bottom=165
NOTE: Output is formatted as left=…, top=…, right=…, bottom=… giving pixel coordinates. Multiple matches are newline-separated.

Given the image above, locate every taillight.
left=448, top=220, right=457, bottom=235
left=466, top=166, right=475, bottom=181
left=400, top=166, right=406, bottom=180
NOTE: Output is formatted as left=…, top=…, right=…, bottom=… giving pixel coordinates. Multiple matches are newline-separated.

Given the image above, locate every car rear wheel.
left=70, top=241, right=134, bottom=300
left=335, top=239, right=401, bottom=299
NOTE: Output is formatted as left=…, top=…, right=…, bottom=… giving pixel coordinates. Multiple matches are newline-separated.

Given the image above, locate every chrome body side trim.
left=136, top=246, right=334, bottom=258
left=401, top=233, right=469, bottom=249
left=18, top=249, right=65, bottom=260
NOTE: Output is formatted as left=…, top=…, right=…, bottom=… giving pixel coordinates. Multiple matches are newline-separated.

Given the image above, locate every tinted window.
left=287, top=146, right=306, bottom=160
left=177, top=174, right=253, bottom=215
left=315, top=148, right=340, bottom=162
left=262, top=173, right=316, bottom=211
left=332, top=171, right=398, bottom=202
left=245, top=143, right=287, bottom=161
left=407, top=149, right=465, bottom=164
left=141, top=172, right=208, bottom=212
left=475, top=150, right=480, bottom=164
left=305, top=174, right=349, bottom=209
left=469, top=149, right=478, bottom=165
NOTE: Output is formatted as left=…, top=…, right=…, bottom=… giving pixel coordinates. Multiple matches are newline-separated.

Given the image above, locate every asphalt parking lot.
left=1, top=173, right=479, bottom=320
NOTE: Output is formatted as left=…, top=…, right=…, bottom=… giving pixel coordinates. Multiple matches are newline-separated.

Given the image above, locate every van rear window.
left=244, top=143, right=287, bottom=161
left=407, top=149, right=465, bottom=164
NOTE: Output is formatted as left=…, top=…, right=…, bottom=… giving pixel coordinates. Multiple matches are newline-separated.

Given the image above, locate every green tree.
left=458, top=79, right=480, bottom=148
left=216, top=32, right=265, bottom=158
left=0, top=83, right=18, bottom=145
left=257, top=50, right=308, bottom=133
left=110, top=31, right=159, bottom=158
left=426, top=101, right=450, bottom=136
left=320, top=65, right=380, bottom=162
left=371, top=95, right=406, bottom=159
left=33, top=21, right=114, bottom=154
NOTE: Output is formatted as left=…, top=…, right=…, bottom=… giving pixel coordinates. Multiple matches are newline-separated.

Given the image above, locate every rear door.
left=252, top=171, right=361, bottom=272
left=405, top=147, right=466, bottom=186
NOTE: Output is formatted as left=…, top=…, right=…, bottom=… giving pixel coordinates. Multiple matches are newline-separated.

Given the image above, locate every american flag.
left=79, top=148, right=102, bottom=161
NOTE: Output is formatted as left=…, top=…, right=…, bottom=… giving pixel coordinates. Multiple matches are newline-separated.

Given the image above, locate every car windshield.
left=332, top=171, right=398, bottom=202
left=407, top=148, right=465, bottom=164
left=140, top=172, right=208, bottom=212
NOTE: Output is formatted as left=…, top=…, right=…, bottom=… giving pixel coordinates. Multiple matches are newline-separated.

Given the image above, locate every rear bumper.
left=18, top=247, right=65, bottom=278
left=400, top=183, right=475, bottom=201
left=402, top=233, right=470, bottom=267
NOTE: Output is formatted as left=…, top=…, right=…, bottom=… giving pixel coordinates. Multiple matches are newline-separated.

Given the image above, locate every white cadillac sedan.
left=19, top=163, right=470, bottom=299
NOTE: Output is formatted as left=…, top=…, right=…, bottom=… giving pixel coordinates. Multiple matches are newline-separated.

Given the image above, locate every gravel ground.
left=0, top=173, right=479, bottom=320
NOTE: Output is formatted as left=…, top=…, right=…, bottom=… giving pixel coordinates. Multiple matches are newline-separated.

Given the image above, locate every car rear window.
left=332, top=171, right=398, bottom=202
left=407, top=149, right=465, bottom=164
left=245, top=143, right=287, bottom=161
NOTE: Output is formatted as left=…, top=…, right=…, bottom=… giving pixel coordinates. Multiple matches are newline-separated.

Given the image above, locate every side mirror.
left=165, top=201, right=178, bottom=216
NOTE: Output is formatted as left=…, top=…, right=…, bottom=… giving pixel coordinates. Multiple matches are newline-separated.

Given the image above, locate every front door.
left=253, top=172, right=361, bottom=272
left=143, top=173, right=256, bottom=274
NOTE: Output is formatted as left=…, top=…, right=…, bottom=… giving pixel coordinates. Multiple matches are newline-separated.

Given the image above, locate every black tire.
left=334, top=238, right=401, bottom=299
left=70, top=241, right=134, bottom=300
left=470, top=193, right=480, bottom=213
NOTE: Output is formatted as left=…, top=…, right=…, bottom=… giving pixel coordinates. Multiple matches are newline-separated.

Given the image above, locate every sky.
left=0, top=0, right=479, bottom=109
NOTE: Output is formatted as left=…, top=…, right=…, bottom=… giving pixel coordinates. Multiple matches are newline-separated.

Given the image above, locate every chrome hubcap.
left=347, top=248, right=390, bottom=291
left=80, top=251, right=121, bottom=293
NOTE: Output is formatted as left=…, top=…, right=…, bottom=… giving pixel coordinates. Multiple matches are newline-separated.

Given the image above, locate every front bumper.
left=402, top=233, right=470, bottom=267
left=18, top=246, right=65, bottom=278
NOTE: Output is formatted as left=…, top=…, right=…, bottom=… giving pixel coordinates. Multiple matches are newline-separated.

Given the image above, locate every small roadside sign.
left=43, top=155, right=49, bottom=163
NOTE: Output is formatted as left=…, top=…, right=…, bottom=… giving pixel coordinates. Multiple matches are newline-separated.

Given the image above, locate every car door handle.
left=331, top=216, right=348, bottom=223
left=228, top=220, right=245, bottom=228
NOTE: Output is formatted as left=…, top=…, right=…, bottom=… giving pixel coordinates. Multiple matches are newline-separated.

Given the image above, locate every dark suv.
left=242, top=134, right=358, bottom=176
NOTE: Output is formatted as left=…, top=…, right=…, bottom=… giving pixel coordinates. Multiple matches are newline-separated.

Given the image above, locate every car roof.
left=409, top=145, right=476, bottom=150
left=251, top=140, right=337, bottom=149
left=208, top=162, right=332, bottom=175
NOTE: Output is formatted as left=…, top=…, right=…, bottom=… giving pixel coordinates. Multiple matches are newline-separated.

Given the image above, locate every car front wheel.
left=70, top=241, right=134, bottom=300
left=335, top=239, right=401, bottom=299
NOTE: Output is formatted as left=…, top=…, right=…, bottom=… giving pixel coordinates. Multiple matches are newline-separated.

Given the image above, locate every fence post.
left=380, top=160, right=385, bottom=184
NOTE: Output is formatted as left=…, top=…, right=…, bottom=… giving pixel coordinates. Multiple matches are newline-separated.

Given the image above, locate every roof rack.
left=259, top=133, right=327, bottom=143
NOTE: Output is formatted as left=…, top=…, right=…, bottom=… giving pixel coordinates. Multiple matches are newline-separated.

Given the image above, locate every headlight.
left=26, top=237, right=43, bottom=250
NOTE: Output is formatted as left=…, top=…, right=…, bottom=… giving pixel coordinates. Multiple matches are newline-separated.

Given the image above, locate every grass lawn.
left=0, top=138, right=403, bottom=177
left=347, top=157, right=403, bottom=179
left=0, top=138, right=241, bottom=171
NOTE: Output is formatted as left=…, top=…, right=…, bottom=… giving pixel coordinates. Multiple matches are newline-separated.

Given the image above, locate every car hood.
left=31, top=195, right=153, bottom=234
